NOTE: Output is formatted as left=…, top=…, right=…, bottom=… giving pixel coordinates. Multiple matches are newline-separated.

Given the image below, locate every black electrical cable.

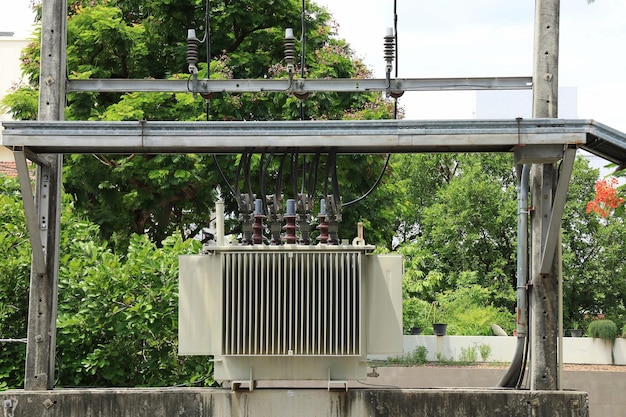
left=299, top=0, right=306, bottom=120
left=331, top=153, right=340, bottom=211
left=323, top=153, right=332, bottom=198
left=243, top=153, right=254, bottom=203
left=343, top=155, right=391, bottom=207
left=393, top=0, right=399, bottom=119
left=203, top=0, right=238, bottom=201
left=260, top=152, right=275, bottom=215
left=342, top=0, right=397, bottom=208
left=291, top=152, right=300, bottom=200
left=233, top=152, right=249, bottom=212
left=307, top=152, right=321, bottom=203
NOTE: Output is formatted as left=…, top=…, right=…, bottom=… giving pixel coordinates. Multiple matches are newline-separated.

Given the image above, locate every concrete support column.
left=24, top=0, right=66, bottom=390
left=530, top=0, right=560, bottom=391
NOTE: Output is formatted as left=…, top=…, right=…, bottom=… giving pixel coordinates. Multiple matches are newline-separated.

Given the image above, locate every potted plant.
left=430, top=301, right=447, bottom=336
left=588, top=319, right=618, bottom=364
left=569, top=321, right=582, bottom=337
left=403, top=298, right=429, bottom=335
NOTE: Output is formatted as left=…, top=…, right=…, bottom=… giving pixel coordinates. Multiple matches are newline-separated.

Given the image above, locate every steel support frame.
left=530, top=0, right=561, bottom=392
left=23, top=0, right=66, bottom=391
left=14, top=0, right=578, bottom=395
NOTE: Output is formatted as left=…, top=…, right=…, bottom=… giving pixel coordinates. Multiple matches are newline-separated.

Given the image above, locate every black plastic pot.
left=569, top=329, right=582, bottom=337
left=433, top=323, right=447, bottom=336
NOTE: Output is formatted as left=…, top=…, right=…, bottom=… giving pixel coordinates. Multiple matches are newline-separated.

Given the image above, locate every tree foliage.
left=0, top=176, right=30, bottom=389
left=0, top=175, right=215, bottom=389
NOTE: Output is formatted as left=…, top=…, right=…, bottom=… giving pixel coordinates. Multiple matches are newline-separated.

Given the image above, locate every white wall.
left=369, top=336, right=626, bottom=365
left=0, top=36, right=29, bottom=162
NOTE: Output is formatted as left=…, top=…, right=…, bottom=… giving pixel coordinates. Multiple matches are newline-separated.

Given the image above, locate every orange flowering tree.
left=586, top=177, right=625, bottom=218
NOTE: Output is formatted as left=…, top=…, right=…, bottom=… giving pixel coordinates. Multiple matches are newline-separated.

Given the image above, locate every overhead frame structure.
left=4, top=118, right=626, bottom=162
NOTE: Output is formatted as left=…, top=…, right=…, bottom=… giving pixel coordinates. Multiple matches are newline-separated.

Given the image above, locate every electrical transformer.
left=179, top=244, right=402, bottom=388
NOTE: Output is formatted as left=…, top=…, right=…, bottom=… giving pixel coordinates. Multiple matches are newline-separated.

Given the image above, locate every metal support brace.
left=540, top=145, right=576, bottom=275
left=14, top=151, right=47, bottom=276
left=67, top=76, right=533, bottom=94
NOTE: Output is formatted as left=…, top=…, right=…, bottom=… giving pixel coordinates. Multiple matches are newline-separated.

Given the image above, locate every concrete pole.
left=24, top=0, right=66, bottom=390
left=530, top=0, right=559, bottom=391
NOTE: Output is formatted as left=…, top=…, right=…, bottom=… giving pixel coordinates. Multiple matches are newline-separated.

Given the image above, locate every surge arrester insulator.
left=284, top=28, right=296, bottom=72
left=187, top=29, right=200, bottom=72
left=383, top=27, right=395, bottom=72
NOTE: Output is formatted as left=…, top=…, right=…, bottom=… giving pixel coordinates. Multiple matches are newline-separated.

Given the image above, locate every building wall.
left=0, top=36, right=29, bottom=162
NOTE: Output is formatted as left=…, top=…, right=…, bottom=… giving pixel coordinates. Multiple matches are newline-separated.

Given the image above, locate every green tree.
left=393, top=153, right=518, bottom=309
left=562, top=157, right=626, bottom=331
left=0, top=176, right=30, bottom=389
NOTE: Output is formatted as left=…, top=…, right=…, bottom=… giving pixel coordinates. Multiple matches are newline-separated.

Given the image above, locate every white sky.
left=2, top=1, right=625, bottom=135
left=317, top=0, right=626, bottom=134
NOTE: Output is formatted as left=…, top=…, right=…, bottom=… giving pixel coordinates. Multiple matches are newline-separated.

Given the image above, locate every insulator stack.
left=383, top=27, right=395, bottom=74
left=187, top=29, right=200, bottom=72
left=284, top=28, right=296, bottom=73
left=283, top=199, right=298, bottom=244
left=316, top=199, right=329, bottom=244
left=252, top=199, right=266, bottom=245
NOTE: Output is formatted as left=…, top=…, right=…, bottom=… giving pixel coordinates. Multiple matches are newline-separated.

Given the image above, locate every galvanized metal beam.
left=13, top=151, right=47, bottom=277
left=24, top=0, right=66, bottom=391
left=2, top=119, right=590, bottom=155
left=540, top=145, right=576, bottom=276
left=66, top=76, right=533, bottom=94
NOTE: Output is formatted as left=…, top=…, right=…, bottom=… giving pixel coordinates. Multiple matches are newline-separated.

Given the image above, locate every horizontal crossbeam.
left=66, top=77, right=533, bottom=94
left=2, top=118, right=594, bottom=155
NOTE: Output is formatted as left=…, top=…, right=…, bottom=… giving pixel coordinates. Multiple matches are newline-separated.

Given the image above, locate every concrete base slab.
left=1, top=388, right=589, bottom=417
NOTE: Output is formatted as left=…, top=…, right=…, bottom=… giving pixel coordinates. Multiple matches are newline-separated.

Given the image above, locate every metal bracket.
left=13, top=151, right=47, bottom=276
left=540, top=145, right=577, bottom=275
left=232, top=368, right=255, bottom=392
left=327, top=368, right=348, bottom=392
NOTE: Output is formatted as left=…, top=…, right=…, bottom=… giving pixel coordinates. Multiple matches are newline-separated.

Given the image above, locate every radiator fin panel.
left=222, top=251, right=361, bottom=356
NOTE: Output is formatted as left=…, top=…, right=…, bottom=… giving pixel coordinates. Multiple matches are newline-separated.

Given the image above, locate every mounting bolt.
left=3, top=399, right=13, bottom=408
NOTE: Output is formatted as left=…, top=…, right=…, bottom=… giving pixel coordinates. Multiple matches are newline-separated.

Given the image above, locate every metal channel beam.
left=540, top=145, right=576, bottom=276
left=2, top=119, right=589, bottom=154
left=67, top=76, right=533, bottom=94
left=13, top=151, right=47, bottom=276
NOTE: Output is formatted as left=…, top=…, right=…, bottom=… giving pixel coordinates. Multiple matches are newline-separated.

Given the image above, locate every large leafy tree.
left=562, top=158, right=626, bottom=331
left=4, top=0, right=396, bottom=250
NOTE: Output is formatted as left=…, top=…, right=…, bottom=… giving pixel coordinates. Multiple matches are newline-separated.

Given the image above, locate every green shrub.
left=587, top=319, right=618, bottom=342
left=479, top=344, right=492, bottom=362
left=622, top=323, right=626, bottom=338
left=458, top=346, right=477, bottom=364
left=386, top=346, right=429, bottom=366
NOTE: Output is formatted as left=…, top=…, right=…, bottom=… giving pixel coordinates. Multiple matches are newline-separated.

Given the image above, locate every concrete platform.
left=1, top=387, right=588, bottom=417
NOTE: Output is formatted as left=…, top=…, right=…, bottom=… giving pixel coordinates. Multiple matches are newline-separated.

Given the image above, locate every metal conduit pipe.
left=497, top=164, right=530, bottom=388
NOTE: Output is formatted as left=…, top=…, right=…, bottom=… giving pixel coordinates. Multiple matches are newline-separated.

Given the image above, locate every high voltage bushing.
left=252, top=199, right=266, bottom=245
left=283, top=199, right=298, bottom=244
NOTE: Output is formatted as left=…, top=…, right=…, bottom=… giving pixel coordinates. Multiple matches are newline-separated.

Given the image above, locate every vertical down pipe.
left=497, top=164, right=530, bottom=388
